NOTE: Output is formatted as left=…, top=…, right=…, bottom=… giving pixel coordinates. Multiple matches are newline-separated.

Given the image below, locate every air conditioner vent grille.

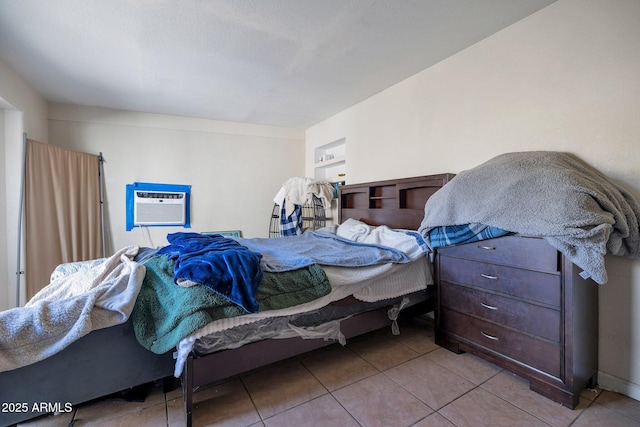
left=134, top=190, right=186, bottom=226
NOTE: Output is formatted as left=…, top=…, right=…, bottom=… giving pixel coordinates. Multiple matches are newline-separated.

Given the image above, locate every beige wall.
left=2, top=0, right=639, bottom=402
left=307, top=0, right=640, bottom=400
left=0, top=110, right=5, bottom=310
left=0, top=59, right=48, bottom=310
left=48, top=104, right=305, bottom=252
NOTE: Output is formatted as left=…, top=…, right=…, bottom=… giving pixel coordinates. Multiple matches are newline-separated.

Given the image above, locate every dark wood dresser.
left=434, top=235, right=598, bottom=408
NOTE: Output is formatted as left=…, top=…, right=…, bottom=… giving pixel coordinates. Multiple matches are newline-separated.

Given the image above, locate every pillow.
left=336, top=218, right=372, bottom=242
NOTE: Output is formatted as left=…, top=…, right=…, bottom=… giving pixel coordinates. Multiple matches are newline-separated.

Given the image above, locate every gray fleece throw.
left=418, top=151, right=640, bottom=284
left=0, top=246, right=144, bottom=372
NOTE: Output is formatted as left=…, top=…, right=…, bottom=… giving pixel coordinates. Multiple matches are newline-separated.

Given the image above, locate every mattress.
left=174, top=256, right=432, bottom=376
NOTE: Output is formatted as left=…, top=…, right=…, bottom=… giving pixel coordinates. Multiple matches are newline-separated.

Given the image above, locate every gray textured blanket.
left=419, top=151, right=640, bottom=284
left=0, top=246, right=144, bottom=372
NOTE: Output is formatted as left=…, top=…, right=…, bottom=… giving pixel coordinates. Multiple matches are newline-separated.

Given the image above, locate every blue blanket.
left=157, top=233, right=263, bottom=313
left=236, top=230, right=412, bottom=272
left=428, top=224, right=510, bottom=249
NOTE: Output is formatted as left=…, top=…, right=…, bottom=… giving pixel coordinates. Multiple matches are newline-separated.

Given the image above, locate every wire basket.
left=269, top=195, right=327, bottom=238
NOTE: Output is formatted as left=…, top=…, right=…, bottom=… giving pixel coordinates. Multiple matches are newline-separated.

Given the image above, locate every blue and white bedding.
left=427, top=223, right=510, bottom=249
left=150, top=228, right=426, bottom=321
left=235, top=227, right=424, bottom=272
left=0, top=222, right=432, bottom=377
left=334, top=218, right=429, bottom=260
left=173, top=222, right=432, bottom=376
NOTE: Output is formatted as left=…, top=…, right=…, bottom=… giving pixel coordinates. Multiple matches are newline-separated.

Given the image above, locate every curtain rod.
left=98, top=152, right=106, bottom=257
left=15, top=132, right=27, bottom=307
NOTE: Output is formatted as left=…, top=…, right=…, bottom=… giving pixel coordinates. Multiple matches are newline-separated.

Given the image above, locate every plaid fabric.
left=428, top=223, right=509, bottom=249
left=280, top=202, right=303, bottom=237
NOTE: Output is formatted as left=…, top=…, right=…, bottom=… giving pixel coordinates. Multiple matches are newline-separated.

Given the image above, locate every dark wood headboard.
left=338, top=174, right=454, bottom=230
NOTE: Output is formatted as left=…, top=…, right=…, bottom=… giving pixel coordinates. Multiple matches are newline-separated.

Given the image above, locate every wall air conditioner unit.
left=133, top=190, right=186, bottom=226
left=125, top=182, right=191, bottom=231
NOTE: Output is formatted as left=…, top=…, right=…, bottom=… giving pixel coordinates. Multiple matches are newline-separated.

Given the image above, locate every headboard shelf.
left=339, top=174, right=454, bottom=230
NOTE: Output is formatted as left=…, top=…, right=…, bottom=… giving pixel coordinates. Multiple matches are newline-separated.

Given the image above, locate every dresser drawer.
left=441, top=308, right=561, bottom=378
left=440, top=282, right=560, bottom=342
left=437, top=236, right=558, bottom=273
left=439, top=256, right=561, bottom=307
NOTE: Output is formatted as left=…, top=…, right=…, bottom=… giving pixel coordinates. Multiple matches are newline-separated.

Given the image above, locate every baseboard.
left=597, top=371, right=640, bottom=401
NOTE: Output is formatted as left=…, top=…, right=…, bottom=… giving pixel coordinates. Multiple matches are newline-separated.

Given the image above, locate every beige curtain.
left=24, top=140, right=102, bottom=299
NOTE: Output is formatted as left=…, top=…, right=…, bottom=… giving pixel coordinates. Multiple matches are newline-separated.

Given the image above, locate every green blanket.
left=132, top=254, right=331, bottom=354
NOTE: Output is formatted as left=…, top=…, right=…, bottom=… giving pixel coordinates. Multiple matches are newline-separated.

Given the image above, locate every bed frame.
left=0, top=318, right=175, bottom=426
left=181, top=173, right=453, bottom=426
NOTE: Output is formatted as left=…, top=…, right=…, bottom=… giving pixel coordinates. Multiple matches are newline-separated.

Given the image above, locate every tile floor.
left=18, top=316, right=640, bottom=427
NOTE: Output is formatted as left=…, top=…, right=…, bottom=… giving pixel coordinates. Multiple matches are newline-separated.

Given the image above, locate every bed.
left=0, top=249, right=177, bottom=427
left=175, top=173, right=453, bottom=425
left=0, top=173, right=452, bottom=427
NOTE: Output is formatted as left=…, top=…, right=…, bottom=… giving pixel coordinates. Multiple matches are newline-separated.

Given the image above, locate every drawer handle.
left=478, top=245, right=496, bottom=250
left=481, top=273, right=498, bottom=280
left=481, top=331, right=499, bottom=341
left=481, top=302, right=498, bottom=311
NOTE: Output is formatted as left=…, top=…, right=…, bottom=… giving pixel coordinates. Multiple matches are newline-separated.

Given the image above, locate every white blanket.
left=0, top=246, right=145, bottom=372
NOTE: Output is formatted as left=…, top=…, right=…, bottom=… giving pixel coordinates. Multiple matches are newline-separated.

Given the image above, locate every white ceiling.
left=0, top=0, right=556, bottom=129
